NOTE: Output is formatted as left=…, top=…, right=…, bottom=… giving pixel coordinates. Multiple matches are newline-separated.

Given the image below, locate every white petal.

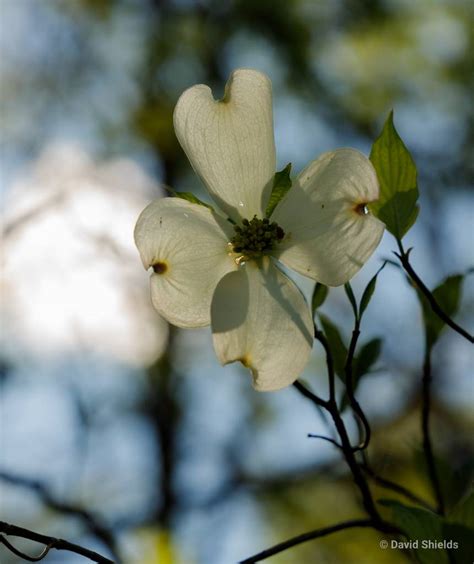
left=173, top=69, right=276, bottom=222
left=211, top=258, right=313, bottom=391
left=272, top=148, right=385, bottom=286
left=134, top=198, right=236, bottom=327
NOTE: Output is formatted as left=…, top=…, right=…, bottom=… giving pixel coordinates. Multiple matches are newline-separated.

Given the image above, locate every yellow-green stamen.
left=230, top=216, right=285, bottom=259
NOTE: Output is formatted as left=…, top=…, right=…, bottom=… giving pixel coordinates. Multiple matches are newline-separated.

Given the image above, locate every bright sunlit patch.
left=2, top=143, right=168, bottom=366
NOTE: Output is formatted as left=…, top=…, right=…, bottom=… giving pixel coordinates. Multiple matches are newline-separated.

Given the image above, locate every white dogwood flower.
left=135, top=69, right=384, bottom=391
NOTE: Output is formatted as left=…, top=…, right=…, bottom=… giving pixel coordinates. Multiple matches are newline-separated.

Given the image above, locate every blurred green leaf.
left=344, top=282, right=358, bottom=319
left=379, top=499, right=448, bottom=564
left=311, top=283, right=329, bottom=315
left=341, top=338, right=382, bottom=410
left=419, top=275, right=464, bottom=349
left=173, top=191, right=214, bottom=211
left=359, top=262, right=386, bottom=319
left=266, top=163, right=292, bottom=217
left=442, top=523, right=474, bottom=563
left=411, top=448, right=457, bottom=511
left=369, top=111, right=419, bottom=239
left=449, top=489, right=474, bottom=529
left=319, top=314, right=347, bottom=380
left=354, top=338, right=382, bottom=379
left=381, top=498, right=474, bottom=564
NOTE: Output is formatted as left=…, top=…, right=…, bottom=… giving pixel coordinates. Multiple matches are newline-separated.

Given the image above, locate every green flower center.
left=230, top=215, right=285, bottom=258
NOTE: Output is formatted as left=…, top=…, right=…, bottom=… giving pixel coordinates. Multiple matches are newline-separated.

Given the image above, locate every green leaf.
left=173, top=191, right=214, bottom=211
left=379, top=499, right=448, bottom=564
left=376, top=190, right=419, bottom=239
left=344, top=283, right=358, bottom=319
left=341, top=338, right=382, bottom=410
left=419, top=275, right=464, bottom=349
left=405, top=203, right=420, bottom=233
left=319, top=314, right=347, bottom=380
left=311, top=283, right=329, bottom=314
left=266, top=163, right=292, bottom=217
left=369, top=111, right=419, bottom=239
left=359, top=262, right=386, bottom=319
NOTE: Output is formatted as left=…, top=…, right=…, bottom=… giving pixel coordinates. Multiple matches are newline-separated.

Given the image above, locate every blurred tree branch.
left=0, top=521, right=113, bottom=564
left=0, top=471, right=120, bottom=562
left=239, top=518, right=399, bottom=563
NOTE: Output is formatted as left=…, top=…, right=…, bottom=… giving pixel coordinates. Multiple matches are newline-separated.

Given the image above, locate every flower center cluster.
left=230, top=216, right=285, bottom=259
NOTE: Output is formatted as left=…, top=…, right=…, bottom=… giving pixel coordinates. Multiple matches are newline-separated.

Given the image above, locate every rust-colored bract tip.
left=152, top=261, right=168, bottom=275
left=353, top=202, right=369, bottom=216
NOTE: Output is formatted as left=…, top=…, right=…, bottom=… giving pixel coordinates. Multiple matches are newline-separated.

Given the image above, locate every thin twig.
left=326, top=402, right=381, bottom=522
left=293, top=363, right=381, bottom=523
left=292, top=382, right=340, bottom=447
left=246, top=326, right=404, bottom=563
left=344, top=324, right=371, bottom=451
left=396, top=241, right=473, bottom=343
left=0, top=521, right=114, bottom=564
left=239, top=519, right=386, bottom=563
left=314, top=328, right=336, bottom=402
left=421, top=349, right=445, bottom=515
left=307, top=434, right=343, bottom=450
left=394, top=239, right=454, bottom=516
left=293, top=380, right=328, bottom=409
left=314, top=330, right=381, bottom=520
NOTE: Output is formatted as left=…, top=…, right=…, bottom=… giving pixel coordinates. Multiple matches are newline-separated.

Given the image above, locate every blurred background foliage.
left=1, top=0, right=473, bottom=562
